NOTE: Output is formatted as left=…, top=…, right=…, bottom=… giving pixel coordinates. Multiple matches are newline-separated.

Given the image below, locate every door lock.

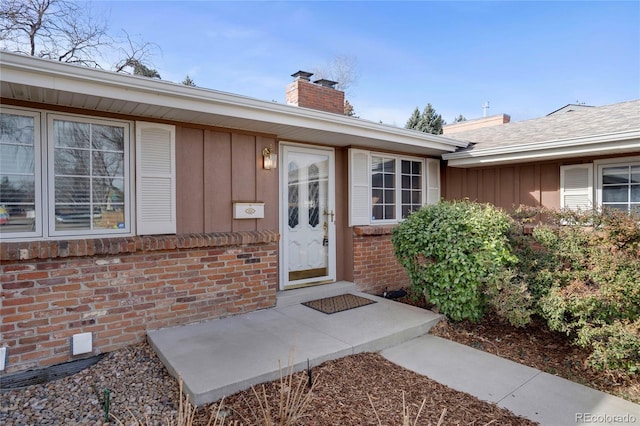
left=323, top=209, right=335, bottom=222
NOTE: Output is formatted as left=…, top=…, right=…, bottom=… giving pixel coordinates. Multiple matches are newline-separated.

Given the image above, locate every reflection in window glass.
left=601, top=164, right=640, bottom=214
left=308, top=164, right=320, bottom=227
left=401, top=160, right=422, bottom=218
left=371, top=156, right=395, bottom=220
left=0, top=113, right=36, bottom=234
left=288, top=162, right=299, bottom=228
left=53, top=119, right=126, bottom=232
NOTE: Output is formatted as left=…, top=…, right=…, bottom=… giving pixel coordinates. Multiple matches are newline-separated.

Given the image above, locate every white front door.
left=280, top=144, right=336, bottom=289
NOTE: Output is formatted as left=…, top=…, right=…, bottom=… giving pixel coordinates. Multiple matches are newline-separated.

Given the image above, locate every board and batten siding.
left=443, top=153, right=640, bottom=211
left=175, top=126, right=278, bottom=233
left=444, top=163, right=562, bottom=210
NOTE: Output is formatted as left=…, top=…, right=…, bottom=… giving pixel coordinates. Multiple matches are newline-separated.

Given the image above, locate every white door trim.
left=279, top=142, right=336, bottom=290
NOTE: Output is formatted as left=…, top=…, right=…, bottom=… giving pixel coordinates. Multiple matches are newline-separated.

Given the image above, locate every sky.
left=94, top=1, right=639, bottom=126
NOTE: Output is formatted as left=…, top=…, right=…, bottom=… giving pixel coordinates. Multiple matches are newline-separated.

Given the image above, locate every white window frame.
left=0, top=107, right=43, bottom=239
left=47, top=113, right=132, bottom=238
left=349, top=148, right=438, bottom=226
left=0, top=106, right=136, bottom=241
left=594, top=156, right=640, bottom=214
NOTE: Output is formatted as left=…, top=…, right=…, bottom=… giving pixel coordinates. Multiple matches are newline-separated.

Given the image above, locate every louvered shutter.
left=136, top=122, right=176, bottom=235
left=560, top=164, right=593, bottom=211
left=426, top=158, right=441, bottom=205
left=349, top=149, right=370, bottom=226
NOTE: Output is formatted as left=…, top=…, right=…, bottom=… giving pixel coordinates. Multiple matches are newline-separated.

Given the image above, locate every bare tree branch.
left=313, top=54, right=360, bottom=95
left=113, top=30, right=161, bottom=77
left=1, top=0, right=159, bottom=74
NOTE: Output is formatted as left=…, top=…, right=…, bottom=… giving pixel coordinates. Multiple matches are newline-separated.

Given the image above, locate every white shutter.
left=136, top=122, right=176, bottom=235
left=426, top=158, right=441, bottom=205
left=349, top=149, right=370, bottom=226
left=560, top=164, right=593, bottom=211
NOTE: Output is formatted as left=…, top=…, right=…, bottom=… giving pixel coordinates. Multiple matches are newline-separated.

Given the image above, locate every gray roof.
left=451, top=99, right=640, bottom=152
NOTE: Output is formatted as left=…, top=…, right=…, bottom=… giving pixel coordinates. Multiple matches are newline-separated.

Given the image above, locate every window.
left=0, top=107, right=133, bottom=240
left=0, top=109, right=40, bottom=238
left=560, top=157, right=640, bottom=215
left=596, top=158, right=640, bottom=214
left=49, top=115, right=129, bottom=235
left=349, top=149, right=440, bottom=226
left=401, top=159, right=423, bottom=218
left=371, top=155, right=397, bottom=221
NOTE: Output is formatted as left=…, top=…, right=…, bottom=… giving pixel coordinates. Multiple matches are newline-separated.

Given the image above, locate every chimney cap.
left=313, top=78, right=338, bottom=89
left=291, top=70, right=314, bottom=81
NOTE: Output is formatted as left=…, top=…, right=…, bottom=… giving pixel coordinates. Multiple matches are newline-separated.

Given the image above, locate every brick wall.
left=0, top=231, right=278, bottom=374
left=352, top=225, right=410, bottom=295
left=285, top=79, right=345, bottom=115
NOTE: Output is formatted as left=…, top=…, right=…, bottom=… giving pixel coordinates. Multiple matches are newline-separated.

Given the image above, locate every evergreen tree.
left=182, top=75, right=196, bottom=87
left=405, top=107, right=421, bottom=129
left=344, top=99, right=357, bottom=117
left=406, top=103, right=444, bottom=135
left=453, top=114, right=467, bottom=123
left=122, top=59, right=161, bottom=79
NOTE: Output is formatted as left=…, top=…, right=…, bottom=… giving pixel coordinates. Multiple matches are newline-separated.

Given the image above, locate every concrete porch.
left=147, top=281, right=442, bottom=406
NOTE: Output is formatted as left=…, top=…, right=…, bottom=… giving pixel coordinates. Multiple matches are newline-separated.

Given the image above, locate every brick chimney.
left=443, top=114, right=511, bottom=135
left=286, top=71, right=345, bottom=115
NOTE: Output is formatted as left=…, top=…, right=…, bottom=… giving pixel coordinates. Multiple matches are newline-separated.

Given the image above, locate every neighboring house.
left=1, top=51, right=638, bottom=375
left=443, top=100, right=640, bottom=213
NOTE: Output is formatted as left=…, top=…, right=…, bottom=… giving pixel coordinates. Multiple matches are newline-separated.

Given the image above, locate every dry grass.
left=243, top=350, right=318, bottom=426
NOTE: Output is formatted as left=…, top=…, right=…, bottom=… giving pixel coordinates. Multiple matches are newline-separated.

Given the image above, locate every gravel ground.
left=0, top=342, right=179, bottom=425
left=1, top=340, right=535, bottom=425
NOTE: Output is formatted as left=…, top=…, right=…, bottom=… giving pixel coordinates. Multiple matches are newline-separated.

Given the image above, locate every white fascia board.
left=0, top=52, right=465, bottom=153
left=444, top=131, right=640, bottom=167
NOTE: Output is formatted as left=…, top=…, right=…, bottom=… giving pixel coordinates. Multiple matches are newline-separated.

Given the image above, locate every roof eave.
left=0, top=52, right=465, bottom=154
left=443, top=131, right=640, bottom=167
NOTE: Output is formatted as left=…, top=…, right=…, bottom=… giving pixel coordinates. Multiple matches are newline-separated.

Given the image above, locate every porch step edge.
left=275, top=281, right=357, bottom=307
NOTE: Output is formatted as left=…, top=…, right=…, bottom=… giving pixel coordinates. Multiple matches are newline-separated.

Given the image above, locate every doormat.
left=302, top=294, right=376, bottom=314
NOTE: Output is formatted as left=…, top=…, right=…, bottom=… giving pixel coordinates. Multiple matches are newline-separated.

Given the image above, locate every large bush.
left=391, top=200, right=517, bottom=322
left=513, top=208, right=640, bottom=373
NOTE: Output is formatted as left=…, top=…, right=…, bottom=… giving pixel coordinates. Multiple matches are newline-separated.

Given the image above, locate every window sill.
left=352, top=225, right=398, bottom=236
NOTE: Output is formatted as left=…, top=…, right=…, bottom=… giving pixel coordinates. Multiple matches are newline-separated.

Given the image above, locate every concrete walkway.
left=149, top=282, right=640, bottom=424
left=382, top=335, right=640, bottom=426
left=148, top=282, right=441, bottom=406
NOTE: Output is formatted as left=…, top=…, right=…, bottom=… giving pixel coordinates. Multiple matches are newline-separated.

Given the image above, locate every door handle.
left=323, top=209, right=335, bottom=223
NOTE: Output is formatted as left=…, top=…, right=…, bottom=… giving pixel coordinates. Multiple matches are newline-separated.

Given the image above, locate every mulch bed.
left=190, top=291, right=638, bottom=424
left=193, top=352, right=536, bottom=425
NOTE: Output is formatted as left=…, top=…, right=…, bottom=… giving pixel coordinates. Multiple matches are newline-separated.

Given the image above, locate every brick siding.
left=0, top=231, right=278, bottom=374
left=352, top=225, right=410, bottom=295
left=285, top=79, right=345, bottom=115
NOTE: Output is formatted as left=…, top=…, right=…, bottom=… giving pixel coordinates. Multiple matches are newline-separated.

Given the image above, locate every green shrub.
left=391, top=200, right=517, bottom=322
left=483, top=268, right=533, bottom=328
left=576, top=320, right=640, bottom=374
left=515, top=208, right=640, bottom=373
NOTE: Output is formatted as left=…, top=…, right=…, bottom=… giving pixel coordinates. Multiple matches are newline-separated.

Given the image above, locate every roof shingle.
left=452, top=99, right=640, bottom=152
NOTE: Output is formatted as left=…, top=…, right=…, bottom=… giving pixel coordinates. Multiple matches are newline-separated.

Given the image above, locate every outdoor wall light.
left=263, top=145, right=277, bottom=170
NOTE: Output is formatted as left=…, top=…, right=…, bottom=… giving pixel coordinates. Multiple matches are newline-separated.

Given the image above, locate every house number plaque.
left=233, top=202, right=265, bottom=219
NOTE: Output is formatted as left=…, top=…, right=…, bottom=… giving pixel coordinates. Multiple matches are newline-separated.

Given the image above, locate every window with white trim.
left=349, top=148, right=440, bottom=226
left=596, top=157, right=640, bottom=214
left=0, top=109, right=40, bottom=238
left=560, top=157, right=640, bottom=215
left=49, top=114, right=130, bottom=236
left=371, top=155, right=397, bottom=221
left=0, top=107, right=134, bottom=240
